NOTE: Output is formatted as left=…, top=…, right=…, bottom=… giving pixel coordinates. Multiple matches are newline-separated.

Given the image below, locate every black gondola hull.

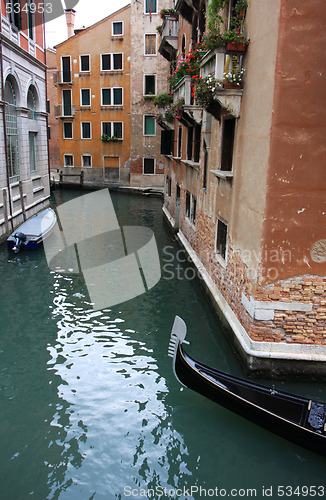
left=175, top=344, right=326, bottom=457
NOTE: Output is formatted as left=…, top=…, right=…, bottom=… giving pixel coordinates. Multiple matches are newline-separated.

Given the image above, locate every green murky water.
left=0, top=189, right=325, bottom=500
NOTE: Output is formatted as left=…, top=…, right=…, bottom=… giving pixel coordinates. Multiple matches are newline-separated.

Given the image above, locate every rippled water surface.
left=1, top=189, right=326, bottom=500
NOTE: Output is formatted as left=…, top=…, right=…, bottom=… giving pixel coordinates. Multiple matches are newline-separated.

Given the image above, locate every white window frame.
left=63, top=121, right=73, bottom=139
left=112, top=21, right=124, bottom=36
left=82, top=154, right=92, bottom=168
left=64, top=154, right=74, bottom=167
left=143, top=115, right=156, bottom=136
left=143, top=74, right=156, bottom=97
left=100, top=53, right=123, bottom=71
left=143, top=157, right=156, bottom=175
left=101, top=121, right=124, bottom=139
left=81, top=122, right=92, bottom=139
left=144, top=33, right=157, bottom=56
left=101, top=88, right=123, bottom=106
left=79, top=54, right=90, bottom=72
left=144, top=0, right=158, bottom=15
left=80, top=88, right=91, bottom=107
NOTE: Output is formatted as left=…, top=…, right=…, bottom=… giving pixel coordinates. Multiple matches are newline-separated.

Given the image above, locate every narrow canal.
left=0, top=189, right=325, bottom=500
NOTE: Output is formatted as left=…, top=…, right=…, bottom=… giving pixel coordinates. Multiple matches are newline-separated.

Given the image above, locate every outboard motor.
left=12, top=232, right=27, bottom=253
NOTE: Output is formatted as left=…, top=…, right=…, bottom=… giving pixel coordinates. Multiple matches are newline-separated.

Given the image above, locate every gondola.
left=7, top=207, right=57, bottom=253
left=168, top=316, right=326, bottom=456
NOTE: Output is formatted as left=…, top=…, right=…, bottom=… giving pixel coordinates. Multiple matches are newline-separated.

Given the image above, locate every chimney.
left=64, top=9, right=76, bottom=39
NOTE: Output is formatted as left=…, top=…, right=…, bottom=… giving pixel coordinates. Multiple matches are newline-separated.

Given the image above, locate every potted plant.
left=194, top=74, right=223, bottom=107
left=223, top=68, right=245, bottom=88
left=159, top=8, right=178, bottom=19
left=234, top=0, right=248, bottom=19
left=153, top=93, right=173, bottom=107
left=223, top=26, right=249, bottom=51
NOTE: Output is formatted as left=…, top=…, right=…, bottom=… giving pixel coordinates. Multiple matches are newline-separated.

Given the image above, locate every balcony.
left=199, top=47, right=244, bottom=118
left=54, top=104, right=76, bottom=119
left=158, top=16, right=178, bottom=61
left=175, top=0, right=199, bottom=23
left=53, top=71, right=73, bottom=86
left=173, top=75, right=202, bottom=125
left=156, top=105, right=174, bottom=131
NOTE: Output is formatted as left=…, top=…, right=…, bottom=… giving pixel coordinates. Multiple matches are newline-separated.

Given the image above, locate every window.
left=145, top=0, right=157, bottom=14
left=144, top=75, right=156, bottom=96
left=166, top=176, right=172, bottom=196
left=62, top=89, right=72, bottom=116
left=216, top=219, right=228, bottom=261
left=80, top=55, right=90, bottom=72
left=187, top=127, right=193, bottom=160
left=82, top=155, right=92, bottom=167
left=63, top=122, right=73, bottom=139
left=221, top=117, right=236, bottom=171
left=177, top=126, right=182, bottom=158
left=27, top=85, right=37, bottom=119
left=144, top=115, right=155, bottom=135
left=185, top=191, right=191, bottom=218
left=143, top=158, right=155, bottom=174
left=29, top=132, right=37, bottom=172
left=4, top=77, right=19, bottom=182
left=7, top=0, right=21, bottom=28
left=61, top=56, right=71, bottom=83
left=64, top=154, right=74, bottom=167
left=191, top=197, right=197, bottom=224
left=112, top=21, right=123, bottom=36
left=161, top=130, right=174, bottom=156
left=102, top=122, right=123, bottom=139
left=80, top=88, right=91, bottom=106
left=101, top=53, right=123, bottom=71
left=81, top=122, right=91, bottom=139
left=28, top=0, right=35, bottom=40
left=145, top=34, right=157, bottom=55
left=101, top=88, right=123, bottom=106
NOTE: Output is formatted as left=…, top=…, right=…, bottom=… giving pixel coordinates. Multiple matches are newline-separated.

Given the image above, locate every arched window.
left=27, top=85, right=38, bottom=119
left=4, top=77, right=20, bottom=183
left=181, top=35, right=186, bottom=58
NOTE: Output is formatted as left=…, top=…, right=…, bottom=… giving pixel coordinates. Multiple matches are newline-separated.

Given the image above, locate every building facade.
left=54, top=1, right=171, bottom=189
left=46, top=47, right=60, bottom=172
left=0, top=0, right=50, bottom=239
left=159, top=0, right=326, bottom=375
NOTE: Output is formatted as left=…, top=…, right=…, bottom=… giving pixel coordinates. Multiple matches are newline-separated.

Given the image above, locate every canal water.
left=0, top=189, right=325, bottom=500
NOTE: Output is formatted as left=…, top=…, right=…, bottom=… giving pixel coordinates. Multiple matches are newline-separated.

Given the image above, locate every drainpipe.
left=0, top=24, right=14, bottom=232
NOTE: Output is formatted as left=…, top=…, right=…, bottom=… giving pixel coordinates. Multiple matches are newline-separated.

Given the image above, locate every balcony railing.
left=53, top=71, right=73, bottom=86
left=199, top=47, right=244, bottom=118
left=158, top=16, right=178, bottom=61
left=175, top=0, right=199, bottom=23
left=54, top=104, right=76, bottom=118
left=174, top=75, right=202, bottom=125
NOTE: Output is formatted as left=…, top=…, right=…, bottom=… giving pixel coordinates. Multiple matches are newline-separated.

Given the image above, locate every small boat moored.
left=7, top=207, right=57, bottom=253
left=168, top=315, right=326, bottom=456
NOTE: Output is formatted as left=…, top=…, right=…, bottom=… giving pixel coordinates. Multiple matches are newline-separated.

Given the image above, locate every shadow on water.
left=0, top=189, right=325, bottom=499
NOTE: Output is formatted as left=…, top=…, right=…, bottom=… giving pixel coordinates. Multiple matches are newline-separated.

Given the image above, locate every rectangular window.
left=144, top=75, right=156, bottom=96
left=63, top=122, right=73, bottom=139
left=145, top=0, right=157, bottom=14
left=144, top=115, right=155, bottom=135
left=80, top=88, right=91, bottom=106
left=61, top=56, right=71, bottom=83
left=101, top=54, right=111, bottom=71
left=28, top=0, right=34, bottom=40
left=143, top=158, right=155, bottom=174
left=102, top=122, right=123, bottom=139
left=102, top=88, right=111, bottom=106
left=216, top=219, right=228, bottom=261
left=62, top=89, right=72, bottom=116
left=113, top=53, right=123, bottom=70
left=64, top=154, right=74, bottom=167
left=161, top=129, right=174, bottom=156
left=113, top=87, right=123, bottom=105
left=8, top=0, right=21, bottom=28
left=145, top=34, right=157, bottom=55
left=166, top=176, right=172, bottom=196
left=82, top=155, right=92, bottom=167
left=185, top=191, right=191, bottom=218
left=81, top=122, right=91, bottom=139
left=221, top=117, right=236, bottom=171
left=191, top=197, right=197, bottom=224
left=194, top=125, right=201, bottom=163
left=29, top=132, right=37, bottom=172
left=177, top=126, right=182, bottom=158
left=112, top=21, right=123, bottom=36
left=187, top=127, right=193, bottom=160
left=80, top=55, right=90, bottom=72
left=101, top=53, right=123, bottom=71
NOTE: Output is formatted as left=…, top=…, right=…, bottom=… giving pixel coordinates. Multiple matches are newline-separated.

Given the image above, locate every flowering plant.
left=165, top=98, right=185, bottom=121
left=201, top=25, right=225, bottom=51
left=153, top=93, right=173, bottom=107
left=194, top=74, right=223, bottom=107
left=168, top=49, right=200, bottom=88
left=159, top=8, right=178, bottom=18
left=224, top=68, right=245, bottom=86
